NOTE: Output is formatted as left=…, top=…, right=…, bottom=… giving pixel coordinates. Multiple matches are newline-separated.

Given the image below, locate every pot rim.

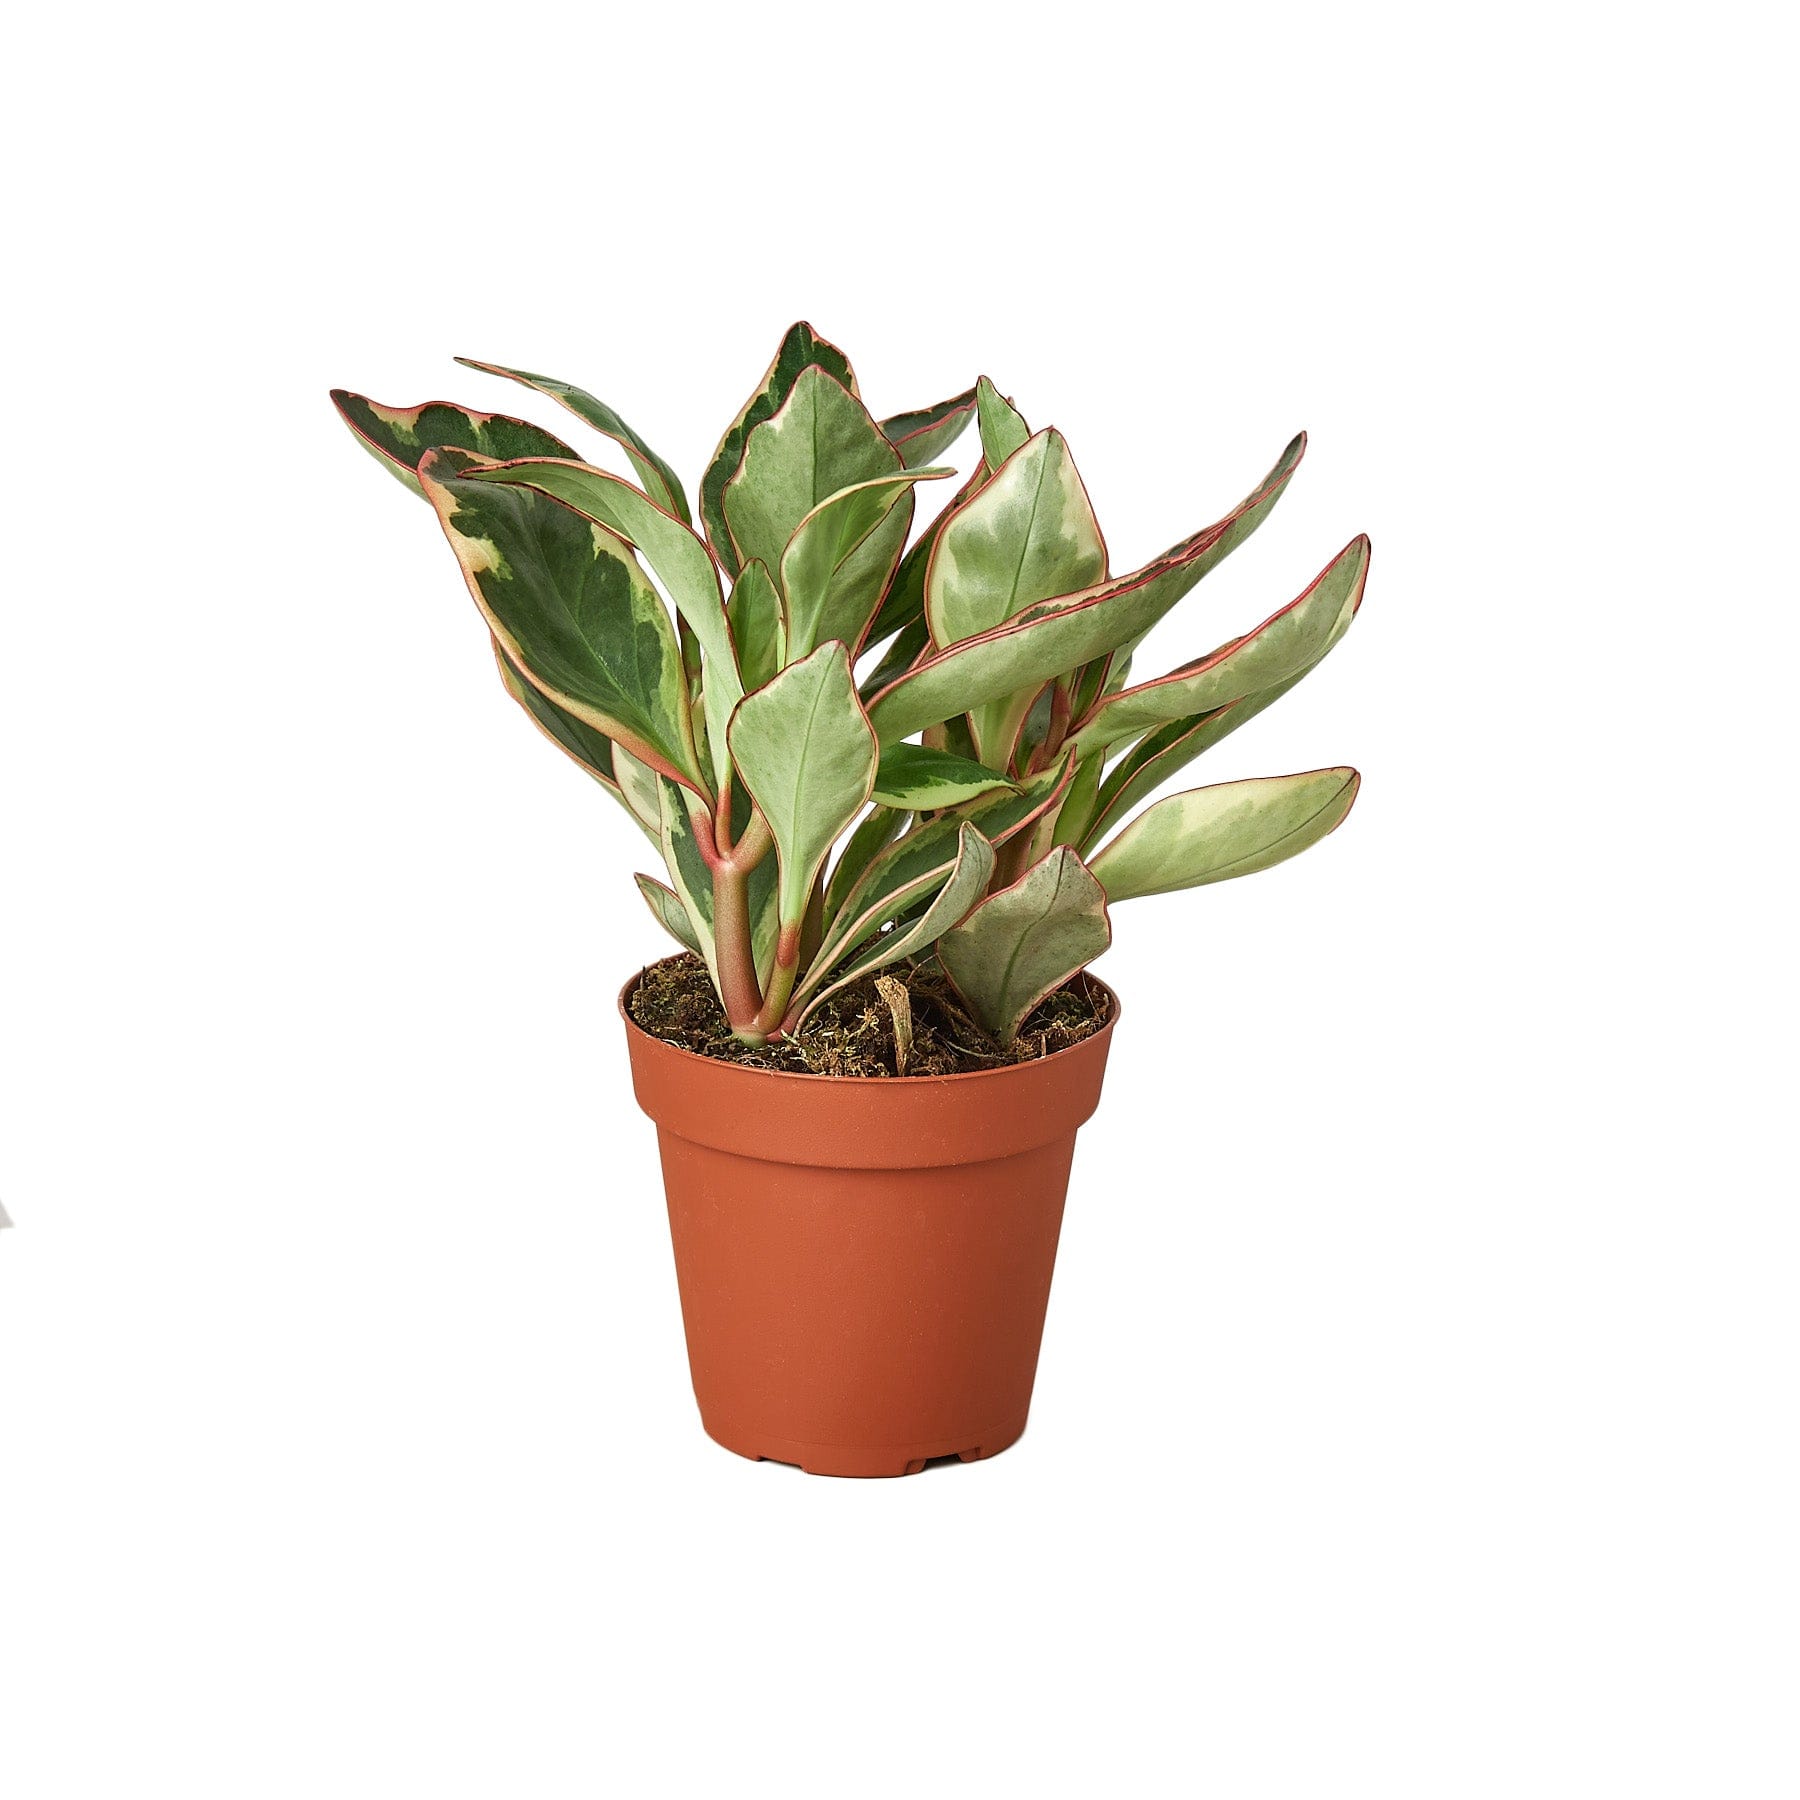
left=617, top=955, right=1119, bottom=1089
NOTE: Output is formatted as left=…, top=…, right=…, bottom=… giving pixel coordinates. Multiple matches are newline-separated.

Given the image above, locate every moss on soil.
left=628, top=953, right=1110, bottom=1078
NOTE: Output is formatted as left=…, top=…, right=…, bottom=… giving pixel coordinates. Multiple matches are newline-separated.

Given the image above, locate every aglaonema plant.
left=333, top=324, right=1366, bottom=1049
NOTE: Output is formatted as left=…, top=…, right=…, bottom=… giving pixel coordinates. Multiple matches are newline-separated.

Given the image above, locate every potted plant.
left=333, top=323, right=1367, bottom=1476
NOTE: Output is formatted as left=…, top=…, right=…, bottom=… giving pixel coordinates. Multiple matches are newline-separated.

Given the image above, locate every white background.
left=2, top=4, right=1792, bottom=1794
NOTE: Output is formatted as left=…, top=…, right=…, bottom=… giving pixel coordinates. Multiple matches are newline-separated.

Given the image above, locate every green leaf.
left=702, top=322, right=859, bottom=578
left=975, top=376, right=1030, bottom=468
left=417, top=448, right=704, bottom=794
left=823, top=754, right=1077, bottom=940
left=858, top=612, right=930, bottom=702
left=925, top=425, right=1108, bottom=763
left=1078, top=620, right=1359, bottom=852
left=727, top=560, right=785, bottom=695
left=331, top=390, right=575, bottom=495
left=722, top=366, right=906, bottom=592
left=792, top=823, right=996, bottom=1028
left=459, top=455, right=738, bottom=792
left=871, top=743, right=1016, bottom=810
left=609, top=742, right=666, bottom=840
left=882, top=386, right=978, bottom=467
left=654, top=777, right=722, bottom=988
left=636, top=874, right=703, bottom=954
left=866, top=434, right=1305, bottom=744
left=824, top=806, right=904, bottom=919
left=863, top=463, right=988, bottom=651
left=1089, top=767, right=1360, bottom=901
left=939, top=847, right=1112, bottom=1045
left=726, top=642, right=878, bottom=926
left=491, top=638, right=661, bottom=845
left=780, top=468, right=952, bottom=658
left=1068, top=535, right=1369, bottom=755
left=926, top=428, right=1107, bottom=649
left=454, top=357, right=690, bottom=522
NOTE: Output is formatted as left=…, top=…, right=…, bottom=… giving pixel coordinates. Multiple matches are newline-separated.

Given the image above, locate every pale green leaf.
left=726, top=560, right=785, bottom=695
left=1068, top=536, right=1368, bottom=756
left=780, top=468, right=951, bottom=658
left=882, top=386, right=978, bottom=467
left=868, top=434, right=1305, bottom=744
left=792, top=823, right=996, bottom=1028
left=975, top=376, right=1029, bottom=468
left=1089, top=767, right=1360, bottom=902
left=636, top=874, right=703, bottom=954
left=702, top=322, right=859, bottom=578
left=938, top=847, right=1112, bottom=1045
left=726, top=643, right=878, bottom=926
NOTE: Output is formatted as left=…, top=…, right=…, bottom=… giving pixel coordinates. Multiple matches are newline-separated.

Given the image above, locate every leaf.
left=331, top=390, right=576, bottom=495
left=491, top=638, right=661, bottom=844
left=779, top=468, right=952, bottom=658
left=417, top=448, right=704, bottom=793
left=975, top=376, right=1030, bottom=468
left=824, top=805, right=904, bottom=919
left=453, top=357, right=690, bottom=522
left=871, top=743, right=1016, bottom=810
left=939, top=847, right=1112, bottom=1045
left=722, top=366, right=907, bottom=591
left=858, top=612, right=930, bottom=701
left=725, top=643, right=878, bottom=926
left=701, top=322, right=859, bottom=578
left=822, top=754, right=1077, bottom=943
left=882, top=385, right=978, bottom=467
left=1078, top=629, right=1357, bottom=852
left=926, top=428, right=1107, bottom=649
left=460, top=455, right=738, bottom=792
left=863, top=462, right=988, bottom=652
left=1089, top=767, right=1360, bottom=901
left=1068, top=536, right=1369, bottom=755
left=792, top=823, right=996, bottom=1028
left=609, top=742, right=666, bottom=840
left=726, top=560, right=785, bottom=695
left=868, top=433, right=1305, bottom=743
left=654, top=777, right=722, bottom=988
left=636, top=874, right=703, bottom=954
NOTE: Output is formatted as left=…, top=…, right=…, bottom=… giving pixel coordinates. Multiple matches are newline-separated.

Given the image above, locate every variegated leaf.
left=1068, top=536, right=1369, bottom=755
left=926, top=428, right=1107, bottom=650
left=726, top=560, right=785, bottom=696
left=824, top=806, right=904, bottom=919
left=702, top=322, right=859, bottom=578
left=882, top=386, right=978, bottom=467
left=454, top=358, right=690, bottom=521
left=791, top=823, right=995, bottom=1028
left=868, top=434, right=1305, bottom=743
left=722, top=367, right=907, bottom=598
left=863, top=462, right=989, bottom=653
left=331, top=390, right=575, bottom=496
left=725, top=643, right=877, bottom=928
left=417, top=449, right=704, bottom=793
left=610, top=742, right=665, bottom=840
left=1077, top=627, right=1358, bottom=852
left=636, top=874, right=703, bottom=954
left=655, top=776, right=721, bottom=987
left=1090, top=767, right=1360, bottom=901
left=491, top=638, right=661, bottom=846
left=938, top=847, right=1112, bottom=1045
left=459, top=455, right=738, bottom=792
left=780, top=468, right=952, bottom=658
left=871, top=743, right=1016, bottom=810
left=975, top=376, right=1029, bottom=468
left=823, top=753, right=1077, bottom=939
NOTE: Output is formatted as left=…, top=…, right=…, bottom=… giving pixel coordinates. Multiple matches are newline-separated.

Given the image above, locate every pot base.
left=702, top=1413, right=1028, bottom=1478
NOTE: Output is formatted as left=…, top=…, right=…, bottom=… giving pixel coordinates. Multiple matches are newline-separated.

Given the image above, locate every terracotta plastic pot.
left=620, top=964, right=1119, bottom=1477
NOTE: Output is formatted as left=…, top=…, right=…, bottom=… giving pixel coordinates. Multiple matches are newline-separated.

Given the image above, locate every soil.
left=627, top=953, right=1111, bottom=1078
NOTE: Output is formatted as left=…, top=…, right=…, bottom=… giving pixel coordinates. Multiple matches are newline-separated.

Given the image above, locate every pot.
left=620, top=963, right=1118, bottom=1477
